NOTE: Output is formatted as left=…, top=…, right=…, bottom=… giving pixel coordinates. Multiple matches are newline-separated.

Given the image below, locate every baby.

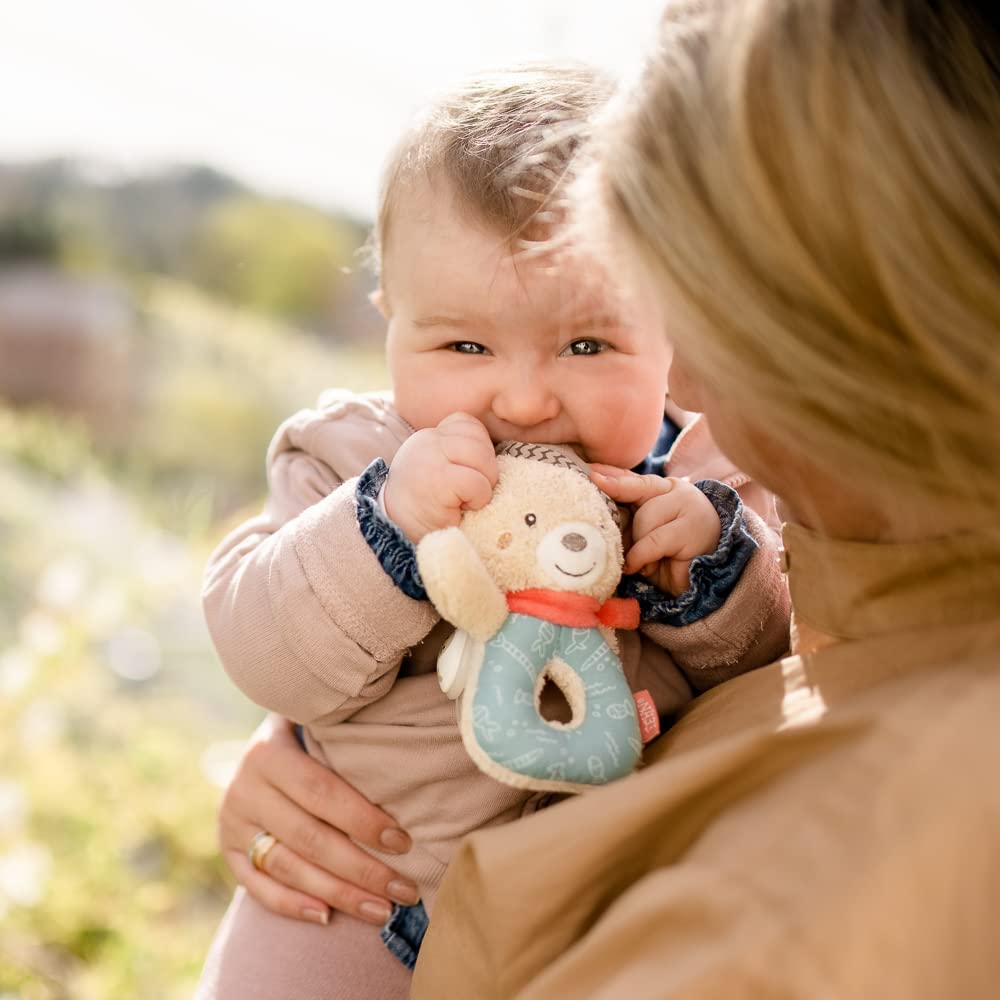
left=197, top=64, right=789, bottom=1000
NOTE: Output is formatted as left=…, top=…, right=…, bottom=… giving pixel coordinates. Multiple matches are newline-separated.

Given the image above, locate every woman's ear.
left=369, top=288, right=391, bottom=319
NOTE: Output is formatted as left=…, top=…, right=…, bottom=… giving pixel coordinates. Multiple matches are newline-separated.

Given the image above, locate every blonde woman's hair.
left=593, top=0, right=1000, bottom=522
left=374, top=62, right=614, bottom=285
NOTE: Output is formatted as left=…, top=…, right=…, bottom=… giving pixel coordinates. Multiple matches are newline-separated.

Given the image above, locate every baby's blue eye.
left=449, top=341, right=488, bottom=355
left=563, top=339, right=606, bottom=356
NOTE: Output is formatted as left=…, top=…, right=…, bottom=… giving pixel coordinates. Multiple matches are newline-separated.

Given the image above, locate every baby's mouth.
left=555, top=563, right=596, bottom=578
left=491, top=431, right=587, bottom=461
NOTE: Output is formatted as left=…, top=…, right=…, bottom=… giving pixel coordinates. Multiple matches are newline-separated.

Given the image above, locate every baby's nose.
left=561, top=532, right=588, bottom=552
left=491, top=373, right=560, bottom=428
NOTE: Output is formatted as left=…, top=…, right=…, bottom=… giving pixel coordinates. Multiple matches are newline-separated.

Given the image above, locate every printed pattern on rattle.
left=468, top=613, right=642, bottom=786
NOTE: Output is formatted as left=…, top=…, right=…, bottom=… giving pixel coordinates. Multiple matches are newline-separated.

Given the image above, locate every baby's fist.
left=384, top=413, right=498, bottom=543
left=591, top=467, right=722, bottom=595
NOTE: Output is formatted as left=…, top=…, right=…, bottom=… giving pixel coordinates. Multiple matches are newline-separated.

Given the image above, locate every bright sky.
left=1, top=0, right=664, bottom=219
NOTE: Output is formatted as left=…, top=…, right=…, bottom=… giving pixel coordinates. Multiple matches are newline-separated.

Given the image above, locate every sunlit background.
left=0, top=2, right=661, bottom=996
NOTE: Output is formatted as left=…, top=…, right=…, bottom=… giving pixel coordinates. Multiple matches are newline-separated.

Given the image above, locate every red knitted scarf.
left=506, top=589, right=640, bottom=630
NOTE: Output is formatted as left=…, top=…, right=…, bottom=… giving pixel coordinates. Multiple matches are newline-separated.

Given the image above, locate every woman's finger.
left=228, top=783, right=419, bottom=905
left=246, top=735, right=411, bottom=855
left=226, top=846, right=396, bottom=927
left=216, top=714, right=419, bottom=924
left=224, top=847, right=334, bottom=926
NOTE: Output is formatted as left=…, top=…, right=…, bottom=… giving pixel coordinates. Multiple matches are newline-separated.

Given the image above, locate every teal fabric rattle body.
left=417, top=442, right=646, bottom=794
left=471, top=613, right=641, bottom=787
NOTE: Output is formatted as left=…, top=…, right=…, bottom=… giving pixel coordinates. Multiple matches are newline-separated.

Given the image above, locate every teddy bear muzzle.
left=536, top=521, right=607, bottom=590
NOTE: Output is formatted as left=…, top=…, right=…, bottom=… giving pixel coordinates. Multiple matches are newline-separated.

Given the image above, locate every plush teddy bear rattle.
left=415, top=442, right=646, bottom=794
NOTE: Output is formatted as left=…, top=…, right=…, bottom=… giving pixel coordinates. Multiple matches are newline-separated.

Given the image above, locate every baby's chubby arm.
left=202, top=393, right=440, bottom=725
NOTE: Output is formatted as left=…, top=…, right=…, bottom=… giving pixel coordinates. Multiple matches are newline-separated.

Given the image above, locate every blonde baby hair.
left=591, top=0, right=1000, bottom=525
left=374, top=62, right=614, bottom=286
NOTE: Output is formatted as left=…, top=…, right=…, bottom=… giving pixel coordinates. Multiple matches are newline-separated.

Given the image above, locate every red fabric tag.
left=633, top=690, right=661, bottom=744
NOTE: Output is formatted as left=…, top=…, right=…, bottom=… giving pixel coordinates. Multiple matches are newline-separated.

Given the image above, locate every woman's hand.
left=218, top=714, right=420, bottom=926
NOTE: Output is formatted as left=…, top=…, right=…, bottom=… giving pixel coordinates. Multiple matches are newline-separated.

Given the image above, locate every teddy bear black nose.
left=561, top=532, right=588, bottom=552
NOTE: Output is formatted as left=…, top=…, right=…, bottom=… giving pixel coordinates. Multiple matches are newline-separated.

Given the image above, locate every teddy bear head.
left=457, top=442, right=624, bottom=602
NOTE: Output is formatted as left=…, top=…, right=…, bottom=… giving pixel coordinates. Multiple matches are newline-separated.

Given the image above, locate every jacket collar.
left=783, top=521, right=1000, bottom=642
left=665, top=412, right=749, bottom=490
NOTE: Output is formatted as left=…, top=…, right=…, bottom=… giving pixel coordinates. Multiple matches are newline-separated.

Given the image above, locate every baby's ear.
left=369, top=288, right=391, bottom=319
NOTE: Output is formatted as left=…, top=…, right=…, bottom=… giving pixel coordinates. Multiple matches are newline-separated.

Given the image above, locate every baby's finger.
left=436, top=411, right=492, bottom=446
left=444, top=464, right=496, bottom=512
left=624, top=520, right=689, bottom=574
left=439, top=433, right=499, bottom=486
left=590, top=468, right=676, bottom=507
left=630, top=491, right=685, bottom=542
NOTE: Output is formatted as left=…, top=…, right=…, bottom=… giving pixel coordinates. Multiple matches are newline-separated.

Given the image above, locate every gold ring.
left=248, top=831, right=279, bottom=872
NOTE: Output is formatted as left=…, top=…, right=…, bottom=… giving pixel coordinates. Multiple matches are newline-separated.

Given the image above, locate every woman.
left=216, top=0, right=1000, bottom=995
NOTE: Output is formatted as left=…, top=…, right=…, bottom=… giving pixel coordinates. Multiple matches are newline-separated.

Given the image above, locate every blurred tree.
left=105, top=165, right=246, bottom=275
left=0, top=214, right=61, bottom=263
left=0, top=161, right=374, bottom=334
left=190, top=196, right=359, bottom=325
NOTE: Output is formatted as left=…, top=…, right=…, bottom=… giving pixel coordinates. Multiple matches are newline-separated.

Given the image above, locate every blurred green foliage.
left=0, top=432, right=242, bottom=999
left=0, top=160, right=372, bottom=333
left=191, top=196, right=360, bottom=323
left=112, top=278, right=385, bottom=536
left=0, top=214, right=61, bottom=264
left=0, top=279, right=387, bottom=997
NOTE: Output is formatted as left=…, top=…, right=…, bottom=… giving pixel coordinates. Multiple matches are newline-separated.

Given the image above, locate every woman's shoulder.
left=411, top=629, right=1000, bottom=999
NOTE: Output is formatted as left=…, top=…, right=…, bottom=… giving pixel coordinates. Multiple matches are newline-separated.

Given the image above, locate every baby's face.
left=379, top=182, right=671, bottom=469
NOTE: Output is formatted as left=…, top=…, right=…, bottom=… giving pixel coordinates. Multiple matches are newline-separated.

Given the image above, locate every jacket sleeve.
left=641, top=506, right=790, bottom=692
left=201, top=393, right=439, bottom=726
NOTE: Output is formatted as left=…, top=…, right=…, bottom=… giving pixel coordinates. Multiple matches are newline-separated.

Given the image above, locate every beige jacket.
left=411, top=523, right=1000, bottom=997
left=203, top=390, right=789, bottom=902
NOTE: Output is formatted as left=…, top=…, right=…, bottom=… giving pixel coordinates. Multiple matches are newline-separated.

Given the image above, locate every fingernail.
left=379, top=828, right=411, bottom=854
left=359, top=901, right=393, bottom=924
left=387, top=879, right=420, bottom=906
left=302, top=908, right=329, bottom=926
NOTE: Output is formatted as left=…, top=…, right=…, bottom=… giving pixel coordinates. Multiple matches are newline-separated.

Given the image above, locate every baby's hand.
left=590, top=466, right=721, bottom=596
left=384, top=413, right=498, bottom=543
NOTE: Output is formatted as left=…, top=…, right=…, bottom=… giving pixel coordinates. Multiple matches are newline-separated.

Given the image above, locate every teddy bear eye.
left=524, top=513, right=537, bottom=527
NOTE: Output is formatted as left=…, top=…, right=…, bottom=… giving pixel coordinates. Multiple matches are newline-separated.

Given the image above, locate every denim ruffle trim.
left=619, top=479, right=757, bottom=627
left=355, top=458, right=427, bottom=601
left=380, top=901, right=429, bottom=971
